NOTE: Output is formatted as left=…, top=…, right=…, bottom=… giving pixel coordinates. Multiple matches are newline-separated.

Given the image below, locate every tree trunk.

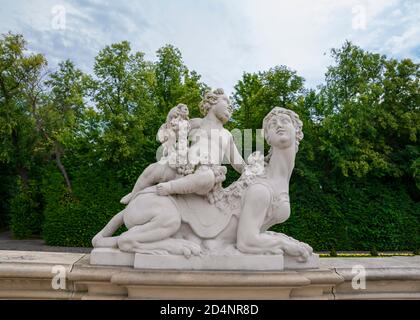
left=11, top=128, right=29, bottom=189
left=29, top=99, right=73, bottom=193
left=17, top=166, right=29, bottom=189
left=54, top=144, right=72, bottom=193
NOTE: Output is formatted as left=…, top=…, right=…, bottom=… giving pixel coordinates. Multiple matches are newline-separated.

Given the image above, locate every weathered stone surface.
left=90, top=248, right=320, bottom=271
left=0, top=250, right=84, bottom=265
left=1, top=251, right=419, bottom=300
left=91, top=248, right=319, bottom=271
left=320, top=256, right=420, bottom=299
left=90, top=248, right=134, bottom=267
left=133, top=253, right=284, bottom=270
left=0, top=250, right=85, bottom=299
left=284, top=254, right=319, bottom=270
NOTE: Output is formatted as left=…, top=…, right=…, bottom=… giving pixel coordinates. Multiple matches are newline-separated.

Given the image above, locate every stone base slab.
left=90, top=248, right=134, bottom=267
left=133, top=253, right=284, bottom=270
left=90, top=248, right=319, bottom=271
left=284, top=254, right=319, bottom=269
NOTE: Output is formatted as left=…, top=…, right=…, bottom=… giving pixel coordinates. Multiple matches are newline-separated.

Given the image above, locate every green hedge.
left=39, top=163, right=419, bottom=251
left=9, top=179, right=43, bottom=239
left=41, top=164, right=127, bottom=247
left=271, top=175, right=420, bottom=251
left=0, top=166, right=15, bottom=230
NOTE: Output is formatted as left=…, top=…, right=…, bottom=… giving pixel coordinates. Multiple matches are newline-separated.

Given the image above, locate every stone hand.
left=120, top=193, right=132, bottom=204
left=156, top=182, right=171, bottom=196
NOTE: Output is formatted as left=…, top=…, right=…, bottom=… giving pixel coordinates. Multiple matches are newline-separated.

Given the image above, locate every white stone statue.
left=91, top=89, right=317, bottom=270
left=119, top=103, right=191, bottom=205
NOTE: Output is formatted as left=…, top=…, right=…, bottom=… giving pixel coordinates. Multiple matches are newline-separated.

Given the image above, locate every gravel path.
left=0, top=231, right=91, bottom=253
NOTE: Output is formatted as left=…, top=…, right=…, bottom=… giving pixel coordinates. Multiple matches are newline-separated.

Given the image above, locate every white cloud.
left=0, top=0, right=418, bottom=95
left=384, top=25, right=420, bottom=56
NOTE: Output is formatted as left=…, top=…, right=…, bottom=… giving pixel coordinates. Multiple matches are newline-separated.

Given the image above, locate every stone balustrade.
left=0, top=250, right=419, bottom=299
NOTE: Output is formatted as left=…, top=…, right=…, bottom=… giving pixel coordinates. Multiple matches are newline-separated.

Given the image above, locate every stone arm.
left=236, top=184, right=283, bottom=254
left=92, top=210, right=125, bottom=248
left=228, top=134, right=246, bottom=174
left=189, top=118, right=202, bottom=130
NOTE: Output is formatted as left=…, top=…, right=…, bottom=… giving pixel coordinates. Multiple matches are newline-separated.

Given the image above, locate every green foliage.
left=317, top=41, right=419, bottom=181
left=0, top=33, right=46, bottom=172
left=154, top=45, right=208, bottom=117
left=41, top=164, right=126, bottom=246
left=271, top=176, right=419, bottom=251
left=370, top=247, right=379, bottom=257
left=232, top=66, right=305, bottom=130
left=0, top=32, right=47, bottom=237
left=0, top=32, right=418, bottom=251
left=0, top=164, right=15, bottom=228
left=9, top=179, right=43, bottom=238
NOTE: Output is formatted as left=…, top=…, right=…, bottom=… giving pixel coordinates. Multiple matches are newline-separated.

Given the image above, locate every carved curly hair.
left=199, top=88, right=228, bottom=116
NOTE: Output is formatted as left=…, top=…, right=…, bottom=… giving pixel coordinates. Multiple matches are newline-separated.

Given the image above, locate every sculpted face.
left=177, top=104, right=189, bottom=118
left=266, top=113, right=295, bottom=149
left=212, top=95, right=232, bottom=124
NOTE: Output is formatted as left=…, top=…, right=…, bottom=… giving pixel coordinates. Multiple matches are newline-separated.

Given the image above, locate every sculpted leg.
left=237, top=185, right=286, bottom=255
left=118, top=220, right=180, bottom=249
left=117, top=194, right=202, bottom=257
left=92, top=209, right=125, bottom=248
left=121, top=163, right=176, bottom=204
left=157, top=168, right=215, bottom=196
left=130, top=238, right=202, bottom=257
left=118, top=204, right=181, bottom=250
left=118, top=225, right=201, bottom=257
left=236, top=184, right=312, bottom=261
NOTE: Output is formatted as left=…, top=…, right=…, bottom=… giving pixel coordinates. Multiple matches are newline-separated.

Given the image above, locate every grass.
left=318, top=252, right=417, bottom=258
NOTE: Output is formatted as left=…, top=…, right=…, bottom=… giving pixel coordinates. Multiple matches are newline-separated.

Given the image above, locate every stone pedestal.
left=2, top=250, right=420, bottom=300
left=76, top=253, right=338, bottom=299
left=90, top=248, right=134, bottom=267
left=133, top=254, right=284, bottom=270
left=90, top=248, right=319, bottom=271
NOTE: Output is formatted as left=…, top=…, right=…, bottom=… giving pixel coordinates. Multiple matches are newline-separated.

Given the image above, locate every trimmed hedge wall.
left=9, top=179, right=43, bottom=239
left=271, top=175, right=419, bottom=251
left=41, top=164, right=126, bottom=247
left=37, top=163, right=419, bottom=251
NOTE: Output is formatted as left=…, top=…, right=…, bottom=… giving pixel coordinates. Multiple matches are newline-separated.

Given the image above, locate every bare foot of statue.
left=120, top=193, right=132, bottom=204
left=236, top=234, right=285, bottom=255
left=283, top=239, right=310, bottom=262
left=92, top=234, right=119, bottom=248
left=266, top=247, right=284, bottom=255
left=267, top=232, right=313, bottom=251
left=156, top=182, right=171, bottom=196
left=282, top=234, right=313, bottom=256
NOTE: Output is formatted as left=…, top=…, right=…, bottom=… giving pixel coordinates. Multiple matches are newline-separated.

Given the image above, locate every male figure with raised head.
left=156, top=88, right=246, bottom=196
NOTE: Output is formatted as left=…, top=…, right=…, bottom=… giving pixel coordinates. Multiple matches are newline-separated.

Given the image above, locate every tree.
left=33, top=60, right=89, bottom=192
left=91, top=41, right=156, bottom=166
left=0, top=32, right=47, bottom=237
left=232, top=72, right=263, bottom=129
left=154, top=45, right=208, bottom=118
left=232, top=66, right=305, bottom=130
left=0, top=32, right=46, bottom=187
left=318, top=41, right=419, bottom=184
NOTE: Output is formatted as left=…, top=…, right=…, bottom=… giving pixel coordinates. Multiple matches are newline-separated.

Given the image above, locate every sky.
left=1, top=0, right=419, bottom=95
